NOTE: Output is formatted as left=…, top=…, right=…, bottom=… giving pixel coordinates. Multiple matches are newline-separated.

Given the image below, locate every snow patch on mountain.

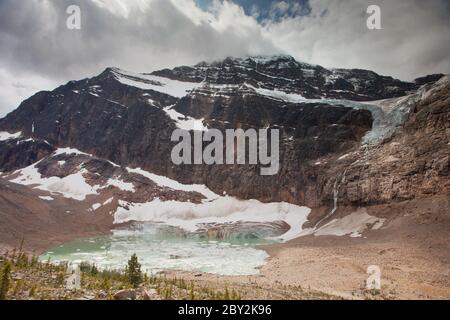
left=53, top=147, right=91, bottom=157
left=91, top=203, right=102, bottom=211
left=0, top=131, right=22, bottom=141
left=39, top=196, right=54, bottom=201
left=103, top=197, right=114, bottom=205
left=249, top=55, right=295, bottom=65
left=111, top=68, right=199, bottom=98
left=163, top=105, right=208, bottom=131
left=105, top=177, right=135, bottom=192
left=126, top=167, right=219, bottom=200
left=311, top=208, right=385, bottom=238
left=9, top=163, right=99, bottom=201
left=246, top=84, right=307, bottom=103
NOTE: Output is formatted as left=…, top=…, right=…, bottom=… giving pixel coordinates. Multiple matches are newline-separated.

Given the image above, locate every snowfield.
left=163, top=105, right=208, bottom=131
left=105, top=177, right=135, bottom=192
left=111, top=68, right=200, bottom=98
left=0, top=131, right=22, bottom=141
left=114, top=197, right=311, bottom=242
left=126, top=167, right=219, bottom=200
left=311, top=209, right=385, bottom=238
left=9, top=164, right=99, bottom=201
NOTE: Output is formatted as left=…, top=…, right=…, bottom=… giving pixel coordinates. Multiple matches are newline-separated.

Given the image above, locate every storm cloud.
left=0, top=0, right=449, bottom=116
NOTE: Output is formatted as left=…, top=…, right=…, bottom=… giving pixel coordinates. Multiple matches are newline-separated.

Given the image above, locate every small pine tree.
left=30, top=256, right=39, bottom=268
left=90, top=264, right=98, bottom=276
left=0, top=262, right=11, bottom=300
left=126, top=254, right=143, bottom=288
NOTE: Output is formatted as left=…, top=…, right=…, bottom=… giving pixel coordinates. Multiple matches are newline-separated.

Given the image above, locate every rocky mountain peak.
left=149, top=55, right=419, bottom=101
left=0, top=57, right=448, bottom=212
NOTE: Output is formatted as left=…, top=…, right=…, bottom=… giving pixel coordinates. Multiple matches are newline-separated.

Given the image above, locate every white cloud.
left=0, top=68, right=57, bottom=117
left=263, top=0, right=450, bottom=80
left=0, top=0, right=449, bottom=116
left=90, top=0, right=153, bottom=18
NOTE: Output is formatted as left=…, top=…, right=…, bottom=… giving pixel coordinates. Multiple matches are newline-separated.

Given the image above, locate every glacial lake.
left=40, top=222, right=276, bottom=276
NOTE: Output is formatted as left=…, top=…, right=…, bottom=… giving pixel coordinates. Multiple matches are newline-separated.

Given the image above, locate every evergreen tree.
left=126, top=254, right=143, bottom=288
left=0, top=262, right=11, bottom=300
left=90, top=264, right=98, bottom=276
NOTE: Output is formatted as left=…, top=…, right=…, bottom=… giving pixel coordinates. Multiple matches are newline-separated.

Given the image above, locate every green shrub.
left=0, top=262, right=11, bottom=300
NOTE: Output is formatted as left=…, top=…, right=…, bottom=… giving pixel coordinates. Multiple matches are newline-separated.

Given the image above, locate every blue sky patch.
left=195, top=0, right=311, bottom=22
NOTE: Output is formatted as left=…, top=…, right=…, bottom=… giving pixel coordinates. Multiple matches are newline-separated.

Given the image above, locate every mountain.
left=153, top=54, right=420, bottom=101
left=0, top=55, right=448, bottom=252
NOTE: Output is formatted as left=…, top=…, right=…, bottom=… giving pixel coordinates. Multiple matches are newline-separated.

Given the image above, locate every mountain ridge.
left=0, top=55, right=448, bottom=212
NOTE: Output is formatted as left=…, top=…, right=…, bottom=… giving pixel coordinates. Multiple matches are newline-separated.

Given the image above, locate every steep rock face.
left=0, top=56, right=448, bottom=211
left=0, top=137, right=55, bottom=172
left=313, top=76, right=450, bottom=208
left=0, top=59, right=374, bottom=205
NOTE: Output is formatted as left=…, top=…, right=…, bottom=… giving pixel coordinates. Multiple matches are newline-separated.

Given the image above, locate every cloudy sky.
left=0, top=0, right=449, bottom=116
